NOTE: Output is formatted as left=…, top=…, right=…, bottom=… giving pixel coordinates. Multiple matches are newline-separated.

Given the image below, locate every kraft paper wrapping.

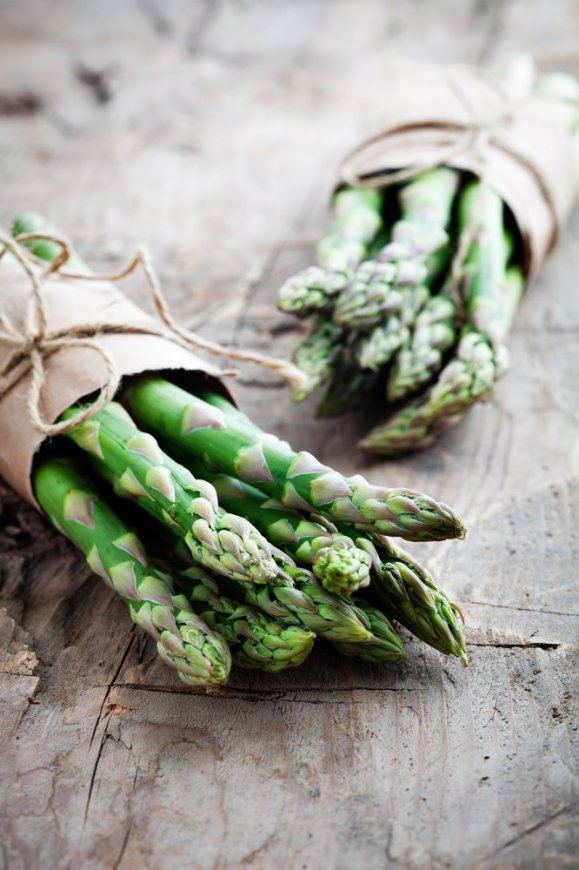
left=339, top=61, right=578, bottom=278
left=0, top=257, right=228, bottom=507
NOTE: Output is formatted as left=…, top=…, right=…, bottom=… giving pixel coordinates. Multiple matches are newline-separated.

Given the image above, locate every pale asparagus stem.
left=167, top=396, right=466, bottom=661
left=123, top=378, right=465, bottom=541
left=333, top=169, right=459, bottom=329
left=277, top=187, right=383, bottom=316
left=33, top=454, right=232, bottom=686
left=172, top=563, right=315, bottom=672
left=172, top=454, right=372, bottom=597
left=62, top=401, right=280, bottom=584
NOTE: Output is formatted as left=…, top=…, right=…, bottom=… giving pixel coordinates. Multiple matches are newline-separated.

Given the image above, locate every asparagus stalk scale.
left=62, top=401, right=281, bottom=584
left=34, top=455, right=232, bottom=686
left=123, top=378, right=465, bottom=541
left=173, top=563, right=315, bottom=672
left=331, top=600, right=409, bottom=663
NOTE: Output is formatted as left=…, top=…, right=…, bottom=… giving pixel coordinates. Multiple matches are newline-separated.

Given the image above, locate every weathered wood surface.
left=0, top=1, right=578, bottom=868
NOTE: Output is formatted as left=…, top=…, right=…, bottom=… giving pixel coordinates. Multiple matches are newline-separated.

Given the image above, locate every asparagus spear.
left=123, top=377, right=465, bottom=541
left=361, top=266, right=524, bottom=454
left=367, top=534, right=466, bottom=661
left=278, top=187, right=383, bottom=317
left=62, top=401, right=281, bottom=584
left=291, top=318, right=345, bottom=400
left=162, top=395, right=467, bottom=660
left=354, top=283, right=431, bottom=371
left=137, top=509, right=384, bottom=646
left=333, top=169, right=458, bottom=328
left=173, top=563, right=315, bottom=672
left=177, top=462, right=372, bottom=596
left=34, top=454, right=232, bottom=686
left=386, top=288, right=460, bottom=400
left=278, top=267, right=349, bottom=318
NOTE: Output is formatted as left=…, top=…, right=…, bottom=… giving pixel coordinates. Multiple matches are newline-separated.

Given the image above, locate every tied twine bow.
left=0, top=230, right=309, bottom=436
left=339, top=63, right=561, bottom=248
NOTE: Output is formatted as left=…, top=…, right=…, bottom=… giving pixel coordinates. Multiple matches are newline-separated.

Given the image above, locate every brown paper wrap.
left=0, top=258, right=228, bottom=507
left=339, top=60, right=578, bottom=278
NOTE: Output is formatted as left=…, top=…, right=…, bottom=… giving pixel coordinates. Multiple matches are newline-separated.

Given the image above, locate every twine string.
left=339, top=62, right=561, bottom=245
left=0, top=230, right=309, bottom=436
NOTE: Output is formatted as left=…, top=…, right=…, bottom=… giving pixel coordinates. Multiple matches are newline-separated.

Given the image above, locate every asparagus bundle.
left=277, top=59, right=579, bottom=453
left=9, top=213, right=467, bottom=689
left=168, top=398, right=467, bottom=661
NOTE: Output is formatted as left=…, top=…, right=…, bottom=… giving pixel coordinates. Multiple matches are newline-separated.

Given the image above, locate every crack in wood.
left=463, top=599, right=578, bottom=618
left=469, top=641, right=562, bottom=650
left=113, top=681, right=416, bottom=703
left=486, top=804, right=576, bottom=858
left=82, top=631, right=137, bottom=829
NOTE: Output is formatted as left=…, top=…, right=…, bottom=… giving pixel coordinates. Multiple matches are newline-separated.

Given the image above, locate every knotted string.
left=339, top=63, right=562, bottom=247
left=0, top=230, right=309, bottom=436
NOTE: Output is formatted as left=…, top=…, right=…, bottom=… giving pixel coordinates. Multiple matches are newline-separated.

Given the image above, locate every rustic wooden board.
left=0, top=1, right=578, bottom=867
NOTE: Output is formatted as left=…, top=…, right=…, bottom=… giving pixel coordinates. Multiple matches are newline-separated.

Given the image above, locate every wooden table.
left=1, top=2, right=577, bottom=867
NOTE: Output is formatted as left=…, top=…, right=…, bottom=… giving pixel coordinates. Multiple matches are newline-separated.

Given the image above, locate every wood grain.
left=0, top=1, right=578, bottom=867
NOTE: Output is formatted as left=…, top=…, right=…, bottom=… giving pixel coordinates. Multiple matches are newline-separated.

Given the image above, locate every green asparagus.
left=291, top=318, right=345, bottom=400
left=386, top=288, right=459, bottom=400
left=331, top=599, right=408, bottom=663
left=333, top=169, right=458, bottom=329
left=62, top=401, right=280, bottom=584
left=278, top=187, right=383, bottom=317
left=34, top=454, right=232, bottom=686
left=11, top=212, right=88, bottom=273
left=174, top=563, right=315, bottom=672
left=136, top=509, right=385, bottom=646
left=361, top=267, right=524, bottom=454
left=188, top=466, right=372, bottom=596
left=123, top=378, right=465, bottom=541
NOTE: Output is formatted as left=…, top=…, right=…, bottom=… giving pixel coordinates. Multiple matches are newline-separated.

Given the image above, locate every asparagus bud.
left=174, top=564, right=315, bottom=672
